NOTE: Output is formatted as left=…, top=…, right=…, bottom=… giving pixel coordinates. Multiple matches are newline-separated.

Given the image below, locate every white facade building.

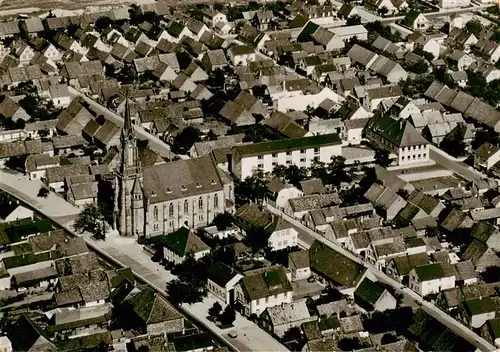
left=409, top=262, right=456, bottom=296
left=267, top=218, right=299, bottom=251
left=231, top=134, right=342, bottom=180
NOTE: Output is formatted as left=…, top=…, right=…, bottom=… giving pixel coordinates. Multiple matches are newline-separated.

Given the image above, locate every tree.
left=374, top=149, right=391, bottom=167
left=219, top=305, right=236, bottom=325
left=167, top=279, right=206, bottom=305
left=327, top=156, right=351, bottom=186
left=209, top=301, right=223, bottom=317
left=73, top=203, right=109, bottom=240
left=212, top=212, right=234, bottom=231
left=95, top=16, right=113, bottom=32
left=381, top=333, right=398, bottom=345
left=309, top=160, right=329, bottom=184
left=37, top=187, right=49, bottom=198
left=234, top=170, right=267, bottom=204
left=409, top=60, right=429, bottom=74
left=481, top=266, right=500, bottom=283
left=362, top=307, right=414, bottom=334
left=171, top=126, right=202, bottom=155
left=378, top=6, right=389, bottom=16
left=465, top=19, right=482, bottom=36
left=346, top=15, right=361, bottom=26
left=338, top=337, right=367, bottom=351
left=283, top=164, right=308, bottom=187
left=439, top=124, right=467, bottom=157
left=283, top=326, right=304, bottom=342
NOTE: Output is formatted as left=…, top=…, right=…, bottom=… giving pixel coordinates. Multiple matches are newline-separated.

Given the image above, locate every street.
left=266, top=205, right=496, bottom=352
left=429, top=145, right=484, bottom=182
left=0, top=170, right=288, bottom=352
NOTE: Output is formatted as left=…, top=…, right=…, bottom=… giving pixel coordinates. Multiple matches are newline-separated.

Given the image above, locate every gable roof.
left=413, top=262, right=455, bottom=281
left=208, top=262, right=240, bottom=287
left=310, top=240, right=366, bottom=288
left=240, top=266, right=292, bottom=301
left=125, top=285, right=183, bottom=325
left=354, top=277, right=386, bottom=307
left=10, top=315, right=55, bottom=352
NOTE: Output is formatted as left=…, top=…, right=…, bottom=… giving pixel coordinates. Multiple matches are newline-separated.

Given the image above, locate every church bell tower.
left=115, top=97, right=145, bottom=237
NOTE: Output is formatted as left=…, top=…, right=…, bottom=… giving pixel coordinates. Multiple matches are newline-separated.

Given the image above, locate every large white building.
left=231, top=134, right=342, bottom=180
left=439, top=0, right=470, bottom=9
left=365, top=114, right=430, bottom=166
left=409, top=262, right=456, bottom=296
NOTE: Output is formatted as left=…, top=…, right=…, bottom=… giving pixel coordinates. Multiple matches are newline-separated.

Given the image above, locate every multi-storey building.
left=231, top=134, right=342, bottom=180
left=365, top=113, right=430, bottom=166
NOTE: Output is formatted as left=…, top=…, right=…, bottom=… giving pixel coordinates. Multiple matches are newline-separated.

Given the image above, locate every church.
left=114, top=99, right=234, bottom=239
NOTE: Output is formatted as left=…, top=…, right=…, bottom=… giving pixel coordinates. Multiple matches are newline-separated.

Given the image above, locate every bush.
left=37, top=187, right=49, bottom=198
left=219, top=306, right=236, bottom=325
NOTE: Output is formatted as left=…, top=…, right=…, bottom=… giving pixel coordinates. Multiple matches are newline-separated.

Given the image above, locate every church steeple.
left=121, top=96, right=135, bottom=141
left=115, top=94, right=145, bottom=238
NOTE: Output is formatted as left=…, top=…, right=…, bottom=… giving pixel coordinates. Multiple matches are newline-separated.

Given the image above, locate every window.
left=256, top=299, right=260, bottom=306
left=286, top=160, right=291, bottom=165
left=278, top=241, right=282, bottom=247
left=286, top=151, right=292, bottom=156
left=272, top=153, right=278, bottom=158
left=169, top=203, right=174, bottom=217
left=300, top=158, right=306, bottom=163
left=199, top=214, right=204, bottom=221
left=402, top=156, right=405, bottom=161
left=314, top=147, right=320, bottom=153
left=418, top=154, right=421, bottom=158
left=184, top=200, right=189, bottom=214
left=153, top=224, right=159, bottom=230
left=153, top=206, right=158, bottom=221
left=314, top=156, right=319, bottom=162
left=214, top=194, right=219, bottom=209
left=198, top=197, right=203, bottom=210
left=272, top=162, right=277, bottom=167
left=257, top=163, right=264, bottom=169
left=283, top=240, right=288, bottom=246
left=300, top=149, right=306, bottom=154
left=265, top=297, right=269, bottom=303
left=258, top=155, right=263, bottom=160
left=423, top=153, right=426, bottom=158
left=413, top=155, right=416, bottom=159
left=169, top=220, right=174, bottom=228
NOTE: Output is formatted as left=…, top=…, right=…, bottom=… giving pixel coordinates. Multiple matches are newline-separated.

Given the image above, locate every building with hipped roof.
left=365, top=113, right=430, bottom=166
left=235, top=265, right=293, bottom=316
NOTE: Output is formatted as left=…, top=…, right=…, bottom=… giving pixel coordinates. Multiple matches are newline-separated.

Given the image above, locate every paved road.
left=429, top=145, right=484, bottom=182
left=68, top=87, right=175, bottom=160
left=0, top=170, right=288, bottom=352
left=266, top=205, right=496, bottom=352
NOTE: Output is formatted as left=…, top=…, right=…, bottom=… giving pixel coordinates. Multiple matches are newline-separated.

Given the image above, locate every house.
left=309, top=240, right=366, bottom=295
left=462, top=239, right=500, bottom=271
left=122, top=285, right=184, bottom=334
left=460, top=297, right=496, bottom=328
left=219, top=101, right=255, bottom=126
left=235, top=266, right=293, bottom=316
left=0, top=336, right=11, bottom=352
left=0, top=202, right=34, bottom=223
left=202, top=49, right=228, bottom=71
left=207, top=262, right=243, bottom=305
left=448, top=50, right=475, bottom=71
left=161, top=226, right=210, bottom=264
left=265, top=179, right=304, bottom=212
left=265, top=112, right=310, bottom=139
left=288, top=250, right=311, bottom=281
left=471, top=221, right=500, bottom=252
left=386, top=252, right=430, bottom=283
left=309, top=25, right=368, bottom=51
left=0, top=96, right=30, bottom=122
left=486, top=318, right=500, bottom=348
left=49, top=84, right=71, bottom=108
left=260, top=300, right=312, bottom=337
left=403, top=11, right=430, bottom=31
left=9, top=315, right=56, bottom=352
left=203, top=9, right=227, bottom=28
left=474, top=142, right=500, bottom=171
left=409, top=262, right=456, bottom=296
left=267, top=217, right=298, bottom=251
left=184, top=62, right=209, bottom=82
left=234, top=90, right=268, bottom=117
left=231, top=134, right=342, bottom=180
left=227, top=45, right=256, bottom=66
left=363, top=85, right=403, bottom=111
left=454, top=260, right=477, bottom=286
left=354, top=277, right=397, bottom=312
left=364, top=183, right=407, bottom=221
left=365, top=113, right=430, bottom=166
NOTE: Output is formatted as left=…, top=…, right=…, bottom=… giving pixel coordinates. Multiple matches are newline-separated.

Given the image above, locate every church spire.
left=122, top=94, right=135, bottom=140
